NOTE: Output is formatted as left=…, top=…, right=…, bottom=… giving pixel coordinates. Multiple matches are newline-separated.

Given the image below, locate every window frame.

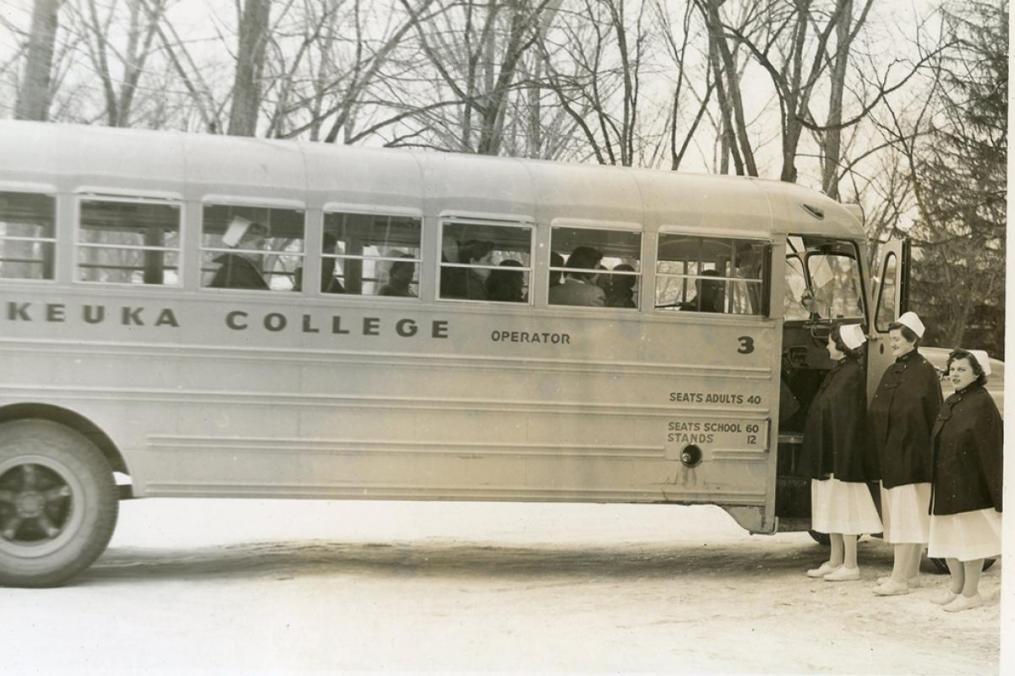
left=74, top=191, right=184, bottom=287
left=0, top=183, right=58, bottom=284
left=548, top=218, right=644, bottom=312
left=199, top=196, right=307, bottom=293
left=874, top=251, right=899, bottom=333
left=436, top=213, right=536, bottom=305
left=653, top=226, right=770, bottom=318
left=783, top=250, right=810, bottom=321
left=802, top=238, right=868, bottom=323
left=321, top=203, right=424, bottom=300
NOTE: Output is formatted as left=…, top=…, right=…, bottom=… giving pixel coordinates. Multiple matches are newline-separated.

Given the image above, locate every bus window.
left=806, top=245, right=864, bottom=319
left=439, top=221, right=532, bottom=302
left=78, top=198, right=181, bottom=285
left=875, top=252, right=898, bottom=331
left=655, top=235, right=765, bottom=314
left=0, top=191, right=55, bottom=281
left=549, top=226, right=641, bottom=309
left=782, top=235, right=865, bottom=320
left=322, top=212, right=421, bottom=297
left=784, top=253, right=809, bottom=321
left=202, top=204, right=304, bottom=291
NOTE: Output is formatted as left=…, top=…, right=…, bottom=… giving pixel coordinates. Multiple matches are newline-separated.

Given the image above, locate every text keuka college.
left=4, top=301, right=450, bottom=339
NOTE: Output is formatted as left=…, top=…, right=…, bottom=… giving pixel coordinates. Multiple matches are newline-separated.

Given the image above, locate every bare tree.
left=245, top=0, right=444, bottom=146
left=653, top=0, right=714, bottom=171
left=819, top=0, right=856, bottom=198
left=537, top=0, right=654, bottom=166
left=228, top=0, right=273, bottom=136
left=383, top=0, right=559, bottom=154
left=694, top=0, right=759, bottom=175
left=15, top=0, right=62, bottom=121
left=67, top=0, right=167, bottom=127
left=704, top=0, right=901, bottom=184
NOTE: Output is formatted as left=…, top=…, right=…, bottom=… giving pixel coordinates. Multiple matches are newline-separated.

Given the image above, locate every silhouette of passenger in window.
left=549, top=251, right=565, bottom=288
left=549, top=246, right=606, bottom=307
left=379, top=255, right=416, bottom=297
left=486, top=259, right=526, bottom=302
left=605, top=263, right=637, bottom=308
left=443, top=240, right=494, bottom=300
left=293, top=232, right=345, bottom=293
left=679, top=269, right=724, bottom=312
left=209, top=217, right=270, bottom=290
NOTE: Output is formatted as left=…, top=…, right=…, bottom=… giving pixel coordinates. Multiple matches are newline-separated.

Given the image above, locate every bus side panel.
left=0, top=289, right=779, bottom=531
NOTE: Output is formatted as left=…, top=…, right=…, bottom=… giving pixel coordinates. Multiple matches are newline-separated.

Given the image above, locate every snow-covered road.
left=1, top=499, right=1003, bottom=674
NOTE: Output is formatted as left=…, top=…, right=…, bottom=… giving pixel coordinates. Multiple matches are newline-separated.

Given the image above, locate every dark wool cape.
left=209, top=253, right=269, bottom=290
left=930, top=384, right=1003, bottom=515
left=802, top=356, right=876, bottom=482
left=868, top=350, right=942, bottom=488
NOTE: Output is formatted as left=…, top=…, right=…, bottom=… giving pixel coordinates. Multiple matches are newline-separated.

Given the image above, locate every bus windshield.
left=784, top=236, right=865, bottom=321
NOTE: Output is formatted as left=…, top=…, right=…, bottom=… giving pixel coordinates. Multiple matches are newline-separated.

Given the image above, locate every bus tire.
left=928, top=557, right=996, bottom=575
left=0, top=420, right=118, bottom=587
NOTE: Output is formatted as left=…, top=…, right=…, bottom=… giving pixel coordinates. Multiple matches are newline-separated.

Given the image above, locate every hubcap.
left=0, top=463, right=73, bottom=543
left=16, top=491, right=45, bottom=517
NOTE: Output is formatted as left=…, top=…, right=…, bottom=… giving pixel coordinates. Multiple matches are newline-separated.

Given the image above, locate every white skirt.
left=928, top=508, right=1002, bottom=561
left=880, top=482, right=931, bottom=544
left=811, top=477, right=883, bottom=535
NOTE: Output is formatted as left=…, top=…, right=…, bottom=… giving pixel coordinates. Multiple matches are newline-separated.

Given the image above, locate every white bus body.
left=0, top=121, right=905, bottom=586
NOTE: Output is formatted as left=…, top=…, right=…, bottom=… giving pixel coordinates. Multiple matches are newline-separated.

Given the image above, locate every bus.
left=0, top=120, right=910, bottom=587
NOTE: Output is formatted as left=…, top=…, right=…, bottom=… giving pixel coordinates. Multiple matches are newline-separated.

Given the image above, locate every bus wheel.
left=927, top=557, right=996, bottom=575
left=0, top=420, right=118, bottom=587
left=808, top=530, right=830, bottom=546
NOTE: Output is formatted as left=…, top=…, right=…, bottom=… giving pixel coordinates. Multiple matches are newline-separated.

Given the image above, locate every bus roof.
left=0, top=120, right=865, bottom=240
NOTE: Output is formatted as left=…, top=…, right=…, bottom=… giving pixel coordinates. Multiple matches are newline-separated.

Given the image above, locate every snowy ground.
left=1, top=499, right=1005, bottom=674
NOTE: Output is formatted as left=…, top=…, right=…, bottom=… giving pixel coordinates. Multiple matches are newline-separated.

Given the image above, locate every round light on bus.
left=680, top=445, right=703, bottom=468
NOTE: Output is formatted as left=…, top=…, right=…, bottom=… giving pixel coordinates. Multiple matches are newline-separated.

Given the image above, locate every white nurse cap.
left=221, top=216, right=253, bottom=247
left=896, top=311, right=926, bottom=338
left=966, top=349, right=992, bottom=377
left=839, top=324, right=867, bottom=350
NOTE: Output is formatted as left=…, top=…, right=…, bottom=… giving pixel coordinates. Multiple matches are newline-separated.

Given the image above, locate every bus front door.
left=866, top=238, right=910, bottom=401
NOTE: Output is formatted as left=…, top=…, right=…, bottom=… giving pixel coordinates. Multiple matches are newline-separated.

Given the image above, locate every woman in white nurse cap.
left=926, top=348, right=1002, bottom=611
left=869, top=311, right=943, bottom=596
left=802, top=323, right=882, bottom=581
left=208, top=216, right=270, bottom=290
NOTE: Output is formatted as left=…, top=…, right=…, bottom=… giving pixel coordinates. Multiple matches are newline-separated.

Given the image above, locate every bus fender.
left=0, top=403, right=130, bottom=496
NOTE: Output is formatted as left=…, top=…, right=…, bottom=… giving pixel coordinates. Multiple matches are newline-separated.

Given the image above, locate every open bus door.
left=775, top=233, right=895, bottom=533
left=867, top=238, right=911, bottom=400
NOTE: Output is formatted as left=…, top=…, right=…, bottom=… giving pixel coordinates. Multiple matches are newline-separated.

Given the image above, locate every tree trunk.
left=15, top=0, right=61, bottom=121
left=822, top=0, right=853, bottom=199
left=774, top=0, right=810, bottom=183
left=700, top=0, right=756, bottom=176
left=228, top=0, right=272, bottom=136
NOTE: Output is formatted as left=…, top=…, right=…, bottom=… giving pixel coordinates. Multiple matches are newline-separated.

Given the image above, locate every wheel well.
left=0, top=403, right=129, bottom=476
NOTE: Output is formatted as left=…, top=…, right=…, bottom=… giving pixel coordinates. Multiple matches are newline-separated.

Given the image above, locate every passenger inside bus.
left=440, top=239, right=495, bottom=300
left=379, top=255, right=416, bottom=297
left=549, top=246, right=606, bottom=307
left=679, top=270, right=724, bottom=312
left=208, top=217, right=270, bottom=290
left=486, top=259, right=526, bottom=302
left=319, top=253, right=346, bottom=293
left=596, top=263, right=610, bottom=295
left=605, top=263, right=638, bottom=308
left=654, top=234, right=762, bottom=314
left=549, top=251, right=565, bottom=288
left=293, top=233, right=345, bottom=293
